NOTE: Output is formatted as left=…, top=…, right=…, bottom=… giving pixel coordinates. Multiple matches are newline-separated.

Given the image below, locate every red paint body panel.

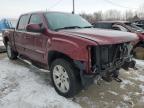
left=60, top=28, right=138, bottom=45
left=137, top=32, right=144, bottom=40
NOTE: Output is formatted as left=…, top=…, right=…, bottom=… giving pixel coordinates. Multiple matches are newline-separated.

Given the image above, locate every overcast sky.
left=0, top=0, right=144, bottom=18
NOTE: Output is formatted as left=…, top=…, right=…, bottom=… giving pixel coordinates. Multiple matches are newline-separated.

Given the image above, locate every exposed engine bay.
left=91, top=42, right=135, bottom=82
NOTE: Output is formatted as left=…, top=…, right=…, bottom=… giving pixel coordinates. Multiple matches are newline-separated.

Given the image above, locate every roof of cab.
left=20, top=11, right=73, bottom=16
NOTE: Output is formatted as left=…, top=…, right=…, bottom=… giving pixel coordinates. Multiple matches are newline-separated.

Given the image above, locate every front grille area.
left=91, top=43, right=131, bottom=73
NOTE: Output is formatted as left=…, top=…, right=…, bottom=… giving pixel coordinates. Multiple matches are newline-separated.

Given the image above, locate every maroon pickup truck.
left=2, top=11, right=138, bottom=97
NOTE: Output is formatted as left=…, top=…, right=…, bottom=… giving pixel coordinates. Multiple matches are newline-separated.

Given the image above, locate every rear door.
left=15, top=14, right=30, bottom=54
left=27, top=14, right=48, bottom=63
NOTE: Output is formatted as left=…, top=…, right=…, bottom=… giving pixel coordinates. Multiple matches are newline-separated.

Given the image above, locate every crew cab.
left=2, top=12, right=138, bottom=97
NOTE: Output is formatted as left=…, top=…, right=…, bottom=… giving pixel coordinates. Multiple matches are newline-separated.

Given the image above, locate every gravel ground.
left=0, top=53, right=144, bottom=108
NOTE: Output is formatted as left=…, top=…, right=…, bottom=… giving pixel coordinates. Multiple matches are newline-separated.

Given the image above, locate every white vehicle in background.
left=0, top=33, right=5, bottom=53
left=0, top=32, right=5, bottom=52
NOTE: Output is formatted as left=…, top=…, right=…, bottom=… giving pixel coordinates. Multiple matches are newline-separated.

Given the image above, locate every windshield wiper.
left=82, top=26, right=93, bottom=28
left=55, top=26, right=82, bottom=31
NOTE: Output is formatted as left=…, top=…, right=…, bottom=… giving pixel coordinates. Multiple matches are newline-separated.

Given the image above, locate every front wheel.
left=50, top=59, right=81, bottom=98
left=6, top=42, right=18, bottom=60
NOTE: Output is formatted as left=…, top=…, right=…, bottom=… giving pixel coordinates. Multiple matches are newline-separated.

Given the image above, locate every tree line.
left=80, top=4, right=144, bottom=23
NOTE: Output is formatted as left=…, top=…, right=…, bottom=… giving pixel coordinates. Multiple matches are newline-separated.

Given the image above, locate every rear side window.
left=29, top=14, right=42, bottom=24
left=17, top=15, right=29, bottom=30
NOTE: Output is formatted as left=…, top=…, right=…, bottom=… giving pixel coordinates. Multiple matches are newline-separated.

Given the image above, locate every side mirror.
left=26, top=24, right=45, bottom=33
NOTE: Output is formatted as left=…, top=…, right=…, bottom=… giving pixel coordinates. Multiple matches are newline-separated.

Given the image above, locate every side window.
left=17, top=15, right=29, bottom=30
left=29, top=14, right=42, bottom=24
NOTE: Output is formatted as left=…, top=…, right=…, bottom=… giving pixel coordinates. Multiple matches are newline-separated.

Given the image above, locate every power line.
left=47, top=0, right=63, bottom=10
left=102, top=0, right=137, bottom=10
left=47, top=0, right=75, bottom=14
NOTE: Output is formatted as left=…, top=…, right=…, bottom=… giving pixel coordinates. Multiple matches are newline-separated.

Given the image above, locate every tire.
left=6, top=42, right=18, bottom=60
left=50, top=59, right=81, bottom=98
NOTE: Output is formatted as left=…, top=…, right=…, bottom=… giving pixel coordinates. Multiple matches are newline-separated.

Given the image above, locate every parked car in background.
left=133, top=20, right=144, bottom=29
left=93, top=21, right=144, bottom=59
left=2, top=12, right=138, bottom=97
left=93, top=21, right=144, bottom=33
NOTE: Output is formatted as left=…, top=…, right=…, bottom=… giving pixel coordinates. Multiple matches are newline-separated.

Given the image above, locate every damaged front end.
left=90, top=42, right=135, bottom=82
left=74, top=42, right=136, bottom=88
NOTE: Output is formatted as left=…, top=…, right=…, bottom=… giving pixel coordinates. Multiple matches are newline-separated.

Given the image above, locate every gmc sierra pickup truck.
left=2, top=11, right=138, bottom=97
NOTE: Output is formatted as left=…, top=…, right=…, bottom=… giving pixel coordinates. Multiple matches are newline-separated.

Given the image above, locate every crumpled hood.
left=60, top=28, right=139, bottom=45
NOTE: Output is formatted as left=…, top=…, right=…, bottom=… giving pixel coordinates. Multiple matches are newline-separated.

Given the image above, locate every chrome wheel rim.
left=7, top=45, right=12, bottom=57
left=53, top=65, right=70, bottom=93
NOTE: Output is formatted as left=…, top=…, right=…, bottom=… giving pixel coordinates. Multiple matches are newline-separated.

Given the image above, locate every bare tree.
left=80, top=4, right=144, bottom=23
left=137, top=3, right=144, bottom=19
left=103, top=10, right=122, bottom=21
left=124, top=10, right=134, bottom=21
left=93, top=11, right=103, bottom=21
left=80, top=13, right=95, bottom=23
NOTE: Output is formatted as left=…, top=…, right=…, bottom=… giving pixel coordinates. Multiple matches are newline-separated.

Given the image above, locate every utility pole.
left=72, top=0, right=75, bottom=14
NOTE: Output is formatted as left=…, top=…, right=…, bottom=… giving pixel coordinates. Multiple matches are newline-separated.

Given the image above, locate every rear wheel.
left=6, top=42, right=18, bottom=60
left=50, top=59, right=81, bottom=98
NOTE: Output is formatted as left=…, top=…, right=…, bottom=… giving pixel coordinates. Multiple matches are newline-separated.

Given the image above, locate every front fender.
left=45, top=34, right=97, bottom=73
left=49, top=37, right=91, bottom=61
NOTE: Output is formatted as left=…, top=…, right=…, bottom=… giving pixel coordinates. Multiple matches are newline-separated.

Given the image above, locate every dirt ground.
left=0, top=53, right=144, bottom=108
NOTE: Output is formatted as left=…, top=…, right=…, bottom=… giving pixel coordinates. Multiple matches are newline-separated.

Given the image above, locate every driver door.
left=26, top=14, right=47, bottom=63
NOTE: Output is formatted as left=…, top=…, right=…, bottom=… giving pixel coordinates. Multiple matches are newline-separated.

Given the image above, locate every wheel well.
left=48, top=51, right=74, bottom=68
left=134, top=41, right=144, bottom=48
left=4, top=37, right=9, bottom=45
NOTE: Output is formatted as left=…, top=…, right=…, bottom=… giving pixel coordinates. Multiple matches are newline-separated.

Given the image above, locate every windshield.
left=45, top=12, right=92, bottom=31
